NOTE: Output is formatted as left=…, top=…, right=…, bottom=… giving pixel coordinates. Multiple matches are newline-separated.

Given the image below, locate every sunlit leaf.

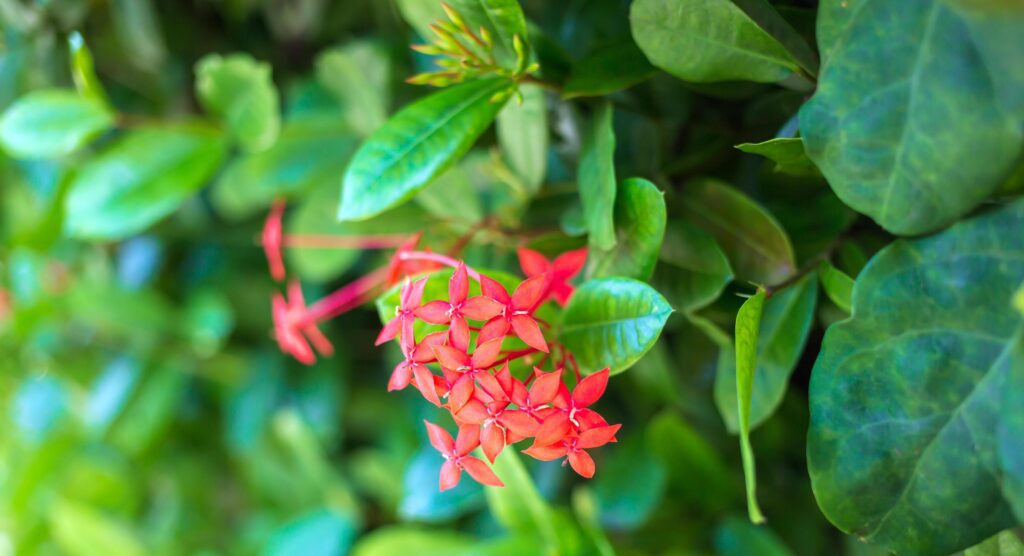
left=590, top=178, right=666, bottom=281
left=734, top=288, right=766, bottom=524
left=0, top=89, right=113, bottom=158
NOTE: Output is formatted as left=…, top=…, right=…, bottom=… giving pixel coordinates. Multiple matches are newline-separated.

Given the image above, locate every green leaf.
left=264, top=509, right=358, bottom=556
left=590, top=177, right=666, bottom=281
left=563, top=40, right=657, bottom=99
left=630, top=0, right=799, bottom=83
left=211, top=117, right=356, bottom=220
left=351, top=526, right=475, bottom=556
left=399, top=448, right=483, bottom=521
left=316, top=41, right=391, bottom=137
left=999, top=331, right=1024, bottom=522
left=339, top=77, right=510, bottom=222
left=965, top=531, right=1024, bottom=556
left=655, top=220, right=734, bottom=312
left=578, top=101, right=617, bottom=251
left=715, top=274, right=818, bottom=432
left=677, top=178, right=796, bottom=285
left=591, top=436, right=667, bottom=531
left=735, top=138, right=820, bottom=177
left=818, top=260, right=854, bottom=313
left=496, top=83, right=547, bottom=193
left=0, top=89, right=113, bottom=158
left=68, top=32, right=108, bottom=104
left=714, top=517, right=794, bottom=556
left=65, top=125, right=225, bottom=240
left=1015, top=284, right=1024, bottom=315
left=734, top=288, right=766, bottom=524
left=51, top=499, right=146, bottom=556
left=800, top=0, right=1024, bottom=235
left=415, top=162, right=485, bottom=223
left=559, top=277, right=673, bottom=374
left=397, top=0, right=529, bottom=70
left=646, top=411, right=738, bottom=511
left=485, top=450, right=562, bottom=550
left=196, top=53, right=281, bottom=152
left=808, top=200, right=1024, bottom=555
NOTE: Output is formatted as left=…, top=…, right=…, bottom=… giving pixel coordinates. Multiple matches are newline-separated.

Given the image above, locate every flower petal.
left=414, top=365, right=442, bottom=407
left=448, top=374, right=476, bottom=413
left=499, top=409, right=539, bottom=437
left=462, top=295, right=504, bottom=321
left=475, top=371, right=507, bottom=402
left=479, top=274, right=511, bottom=305
left=455, top=424, right=481, bottom=457
left=440, top=459, right=462, bottom=491
left=470, top=337, right=505, bottom=369
left=456, top=399, right=489, bottom=425
left=534, top=411, right=571, bottom=446
left=567, top=449, right=596, bottom=478
left=374, top=315, right=401, bottom=346
left=552, top=247, right=587, bottom=281
left=460, top=456, right=504, bottom=487
left=481, top=423, right=506, bottom=463
left=511, top=273, right=549, bottom=311
left=450, top=262, right=469, bottom=304
left=528, top=369, right=563, bottom=406
left=523, top=442, right=568, bottom=461
left=415, top=300, right=451, bottom=324
left=403, top=276, right=428, bottom=308
left=510, top=315, right=549, bottom=353
left=448, top=316, right=471, bottom=353
left=517, top=247, right=550, bottom=277
left=424, top=420, right=455, bottom=455
left=262, top=200, right=286, bottom=281
left=388, top=362, right=412, bottom=391
left=572, top=368, right=610, bottom=407
left=433, top=344, right=470, bottom=371
left=477, top=317, right=511, bottom=345
left=578, top=424, right=622, bottom=449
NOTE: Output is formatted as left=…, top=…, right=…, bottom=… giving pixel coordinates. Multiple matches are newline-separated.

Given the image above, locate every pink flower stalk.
left=263, top=200, right=287, bottom=282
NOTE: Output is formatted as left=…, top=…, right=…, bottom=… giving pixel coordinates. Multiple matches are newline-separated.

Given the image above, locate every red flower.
left=416, top=262, right=503, bottom=351
left=454, top=366, right=543, bottom=462
left=389, top=331, right=446, bottom=401
left=524, top=424, right=621, bottom=478
left=425, top=421, right=504, bottom=490
left=432, top=337, right=504, bottom=412
left=500, top=368, right=564, bottom=435
left=477, top=273, right=550, bottom=352
left=517, top=246, right=587, bottom=306
left=533, top=368, right=613, bottom=446
left=271, top=281, right=334, bottom=365
left=376, top=277, right=427, bottom=346
left=262, top=199, right=287, bottom=282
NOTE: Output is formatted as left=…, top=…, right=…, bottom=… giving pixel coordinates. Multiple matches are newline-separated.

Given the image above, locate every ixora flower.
left=257, top=202, right=618, bottom=489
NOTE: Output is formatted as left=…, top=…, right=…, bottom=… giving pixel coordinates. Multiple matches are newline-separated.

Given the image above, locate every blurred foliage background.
left=0, top=0, right=902, bottom=555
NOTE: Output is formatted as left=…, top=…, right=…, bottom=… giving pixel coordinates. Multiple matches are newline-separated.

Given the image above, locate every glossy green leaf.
left=559, top=277, right=672, bottom=374
left=578, top=101, right=617, bottom=251
left=68, top=32, right=108, bottom=104
left=715, top=274, right=817, bottom=432
left=264, top=509, right=358, bottom=556
left=0, top=89, right=113, bottom=159
left=196, top=53, right=280, bottom=152
left=211, top=117, right=356, bottom=220
left=714, top=517, right=794, bottom=556
left=351, top=526, right=475, bottom=556
left=339, top=78, right=510, bottom=222
left=808, top=200, right=1024, bottom=555
left=65, top=126, right=225, bottom=240
left=655, top=220, right=734, bottom=312
left=818, top=260, right=854, bottom=313
left=630, top=0, right=799, bottom=83
left=590, top=178, right=666, bottom=281
left=678, top=178, right=796, bottom=285
left=51, top=499, right=146, bottom=556
left=735, top=138, right=819, bottom=177
left=800, top=0, right=1024, bottom=235
left=316, top=42, right=391, bottom=137
left=497, top=83, right=547, bottom=193
left=563, top=41, right=657, bottom=99
left=734, top=288, right=766, bottom=524
left=965, top=530, right=1024, bottom=556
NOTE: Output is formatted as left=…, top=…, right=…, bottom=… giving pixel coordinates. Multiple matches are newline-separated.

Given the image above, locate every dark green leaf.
left=800, top=0, right=1024, bottom=235
left=559, top=277, right=672, bottom=374
left=592, top=436, right=666, bottom=530
left=735, top=288, right=766, bottom=524
left=578, top=101, right=617, bottom=250
left=0, top=89, right=113, bottom=158
left=735, top=137, right=820, bottom=177
left=630, top=0, right=799, bottom=83
left=808, top=200, right=1024, bottom=555
left=818, top=260, right=854, bottom=313
left=714, top=517, right=794, bottom=556
left=678, top=178, right=796, bottom=285
left=590, top=177, right=666, bottom=281
left=646, top=411, right=738, bottom=511
left=715, top=274, right=817, bottom=432
left=339, top=78, right=510, bottom=222
left=196, top=53, right=280, bottom=153
left=65, top=125, right=225, bottom=240
left=655, top=220, right=734, bottom=312
left=563, top=41, right=657, bottom=99
left=497, top=83, right=547, bottom=192
left=999, top=330, right=1024, bottom=522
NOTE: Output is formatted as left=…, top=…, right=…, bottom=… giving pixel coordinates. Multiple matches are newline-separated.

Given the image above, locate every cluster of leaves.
left=1, top=1, right=1022, bottom=556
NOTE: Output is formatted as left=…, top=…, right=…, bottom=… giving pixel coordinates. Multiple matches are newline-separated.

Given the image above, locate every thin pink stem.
left=281, top=234, right=410, bottom=250
left=299, top=267, right=388, bottom=325
left=399, top=251, right=481, bottom=281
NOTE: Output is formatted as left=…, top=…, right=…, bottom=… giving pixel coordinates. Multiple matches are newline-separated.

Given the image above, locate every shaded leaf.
left=734, top=288, right=766, bottom=524
left=196, top=53, right=280, bottom=152
left=735, top=137, right=819, bottom=177
left=714, top=517, right=794, bottom=556
left=497, top=83, right=547, bottom=193
left=0, top=89, right=113, bottom=159
left=578, top=101, right=617, bottom=250
left=563, top=40, right=657, bottom=99
left=486, top=450, right=565, bottom=551
left=316, top=41, right=391, bottom=137
left=590, top=177, right=666, bottom=281
left=818, top=260, right=854, bottom=313
left=655, top=220, right=734, bottom=312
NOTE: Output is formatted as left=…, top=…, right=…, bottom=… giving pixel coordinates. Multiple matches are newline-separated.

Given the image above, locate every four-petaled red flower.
left=432, top=337, right=505, bottom=412
left=477, top=273, right=550, bottom=352
left=533, top=368, right=614, bottom=447
left=425, top=420, right=504, bottom=491
left=517, top=246, right=587, bottom=306
left=271, top=280, right=333, bottom=365
left=376, top=276, right=427, bottom=346
left=416, top=262, right=502, bottom=351
left=524, top=423, right=621, bottom=478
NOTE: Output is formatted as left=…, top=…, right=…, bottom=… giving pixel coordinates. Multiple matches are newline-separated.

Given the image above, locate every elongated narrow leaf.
left=655, top=221, right=733, bottom=312
left=68, top=33, right=108, bottom=104
left=818, top=260, right=854, bottom=313
left=735, top=138, right=819, bottom=177
left=0, top=89, right=113, bottom=158
left=678, top=178, right=795, bottom=285
left=497, top=83, right=547, bottom=192
left=563, top=41, right=657, bottom=99
left=591, top=178, right=666, bottom=280
left=65, top=126, right=225, bottom=240
left=735, top=288, right=766, bottom=524
left=339, top=78, right=510, bottom=222
left=809, top=200, right=1024, bottom=555
left=196, top=53, right=280, bottom=152
left=560, top=277, right=672, bottom=374
left=801, top=0, right=1024, bottom=235
left=578, top=101, right=617, bottom=250
left=630, top=0, right=799, bottom=83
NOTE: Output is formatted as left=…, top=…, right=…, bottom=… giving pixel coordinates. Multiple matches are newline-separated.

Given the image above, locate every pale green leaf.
left=578, top=101, right=617, bottom=251
left=0, top=89, right=113, bottom=158
left=735, top=288, right=766, bottom=524
left=196, top=53, right=281, bottom=152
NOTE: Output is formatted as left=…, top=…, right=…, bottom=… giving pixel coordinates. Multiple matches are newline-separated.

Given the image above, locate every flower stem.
left=299, top=267, right=388, bottom=325
left=398, top=251, right=481, bottom=281
left=281, top=234, right=410, bottom=250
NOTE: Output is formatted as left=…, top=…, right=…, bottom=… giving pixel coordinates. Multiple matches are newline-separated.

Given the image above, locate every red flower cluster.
left=377, top=255, right=620, bottom=491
